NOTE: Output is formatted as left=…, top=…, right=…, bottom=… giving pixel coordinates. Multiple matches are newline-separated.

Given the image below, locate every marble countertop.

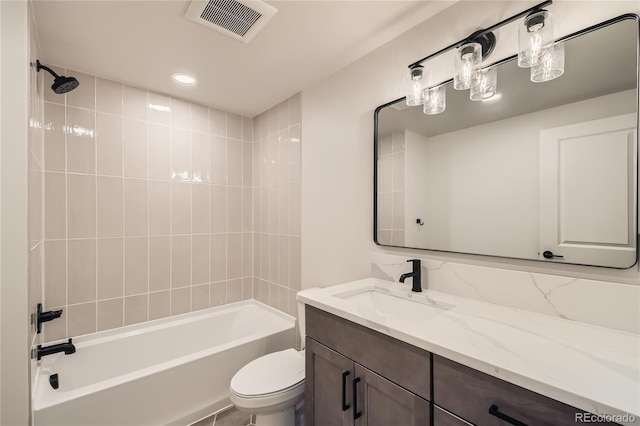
left=297, top=278, right=639, bottom=420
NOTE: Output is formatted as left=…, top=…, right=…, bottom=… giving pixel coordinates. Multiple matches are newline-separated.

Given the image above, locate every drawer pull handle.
left=341, top=371, right=350, bottom=411
left=353, top=377, right=362, bottom=420
left=489, top=404, right=528, bottom=426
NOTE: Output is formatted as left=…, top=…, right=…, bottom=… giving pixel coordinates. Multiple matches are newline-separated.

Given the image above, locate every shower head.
left=51, top=75, right=80, bottom=94
left=35, top=60, right=80, bottom=94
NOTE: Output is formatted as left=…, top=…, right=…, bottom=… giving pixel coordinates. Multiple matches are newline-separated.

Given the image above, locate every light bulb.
left=423, top=85, right=446, bottom=115
left=531, top=42, right=565, bottom=82
left=470, top=66, right=497, bottom=101
left=405, top=66, right=427, bottom=106
left=518, top=10, right=554, bottom=68
left=454, top=43, right=482, bottom=90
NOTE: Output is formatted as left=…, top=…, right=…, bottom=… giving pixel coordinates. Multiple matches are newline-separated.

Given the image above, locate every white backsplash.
left=371, top=252, right=639, bottom=334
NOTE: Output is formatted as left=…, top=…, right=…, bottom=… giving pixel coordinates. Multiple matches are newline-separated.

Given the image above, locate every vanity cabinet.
left=305, top=306, right=431, bottom=426
left=304, top=305, right=622, bottom=426
left=433, top=355, right=618, bottom=426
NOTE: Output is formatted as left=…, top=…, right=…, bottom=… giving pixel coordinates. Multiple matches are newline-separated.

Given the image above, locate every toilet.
left=229, top=303, right=306, bottom=426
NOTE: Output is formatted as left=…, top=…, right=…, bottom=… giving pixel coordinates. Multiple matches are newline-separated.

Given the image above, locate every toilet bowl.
left=230, top=348, right=305, bottom=426
left=229, top=302, right=307, bottom=426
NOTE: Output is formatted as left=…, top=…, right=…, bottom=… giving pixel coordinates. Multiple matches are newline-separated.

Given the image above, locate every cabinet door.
left=354, top=364, right=431, bottom=426
left=305, top=338, right=353, bottom=426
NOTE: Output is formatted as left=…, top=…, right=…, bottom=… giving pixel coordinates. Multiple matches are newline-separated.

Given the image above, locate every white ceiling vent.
left=186, top=0, right=277, bottom=43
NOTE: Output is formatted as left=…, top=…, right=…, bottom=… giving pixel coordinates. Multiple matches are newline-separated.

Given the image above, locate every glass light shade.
left=405, top=66, right=427, bottom=106
left=454, top=42, right=482, bottom=90
left=531, top=42, right=565, bottom=82
left=423, top=85, right=446, bottom=115
left=470, top=66, right=497, bottom=101
left=518, top=10, right=554, bottom=68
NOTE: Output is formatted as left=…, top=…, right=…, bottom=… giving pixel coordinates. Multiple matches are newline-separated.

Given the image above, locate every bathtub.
left=32, top=300, right=296, bottom=426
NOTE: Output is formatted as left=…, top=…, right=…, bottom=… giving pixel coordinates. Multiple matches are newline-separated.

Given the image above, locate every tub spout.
left=37, top=338, right=76, bottom=360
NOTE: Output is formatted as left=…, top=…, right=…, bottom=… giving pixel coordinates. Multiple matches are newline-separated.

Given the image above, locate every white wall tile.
left=42, top=70, right=297, bottom=340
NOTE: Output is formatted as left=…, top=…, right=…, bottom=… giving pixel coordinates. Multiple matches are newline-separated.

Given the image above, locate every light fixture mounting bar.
left=407, top=0, right=553, bottom=69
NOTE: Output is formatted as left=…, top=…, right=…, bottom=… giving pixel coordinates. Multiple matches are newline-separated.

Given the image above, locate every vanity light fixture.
left=453, top=42, right=482, bottom=90
left=518, top=10, right=554, bottom=68
left=470, top=66, right=497, bottom=101
left=519, top=9, right=565, bottom=82
left=404, top=0, right=561, bottom=114
left=405, top=65, right=428, bottom=106
left=423, top=84, right=446, bottom=114
left=530, top=41, right=565, bottom=82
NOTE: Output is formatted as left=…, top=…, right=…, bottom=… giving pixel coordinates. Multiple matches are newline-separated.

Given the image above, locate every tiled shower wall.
left=377, top=131, right=405, bottom=246
left=41, top=68, right=262, bottom=342
left=252, top=96, right=302, bottom=317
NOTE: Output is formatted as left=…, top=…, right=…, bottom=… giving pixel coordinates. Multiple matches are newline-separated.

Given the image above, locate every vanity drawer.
left=305, top=305, right=431, bottom=400
left=433, top=355, right=617, bottom=426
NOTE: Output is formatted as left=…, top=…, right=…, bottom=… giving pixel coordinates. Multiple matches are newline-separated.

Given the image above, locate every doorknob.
left=542, top=251, right=564, bottom=259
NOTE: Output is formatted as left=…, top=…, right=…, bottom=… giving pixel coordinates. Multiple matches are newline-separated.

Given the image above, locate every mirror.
left=375, top=16, right=639, bottom=268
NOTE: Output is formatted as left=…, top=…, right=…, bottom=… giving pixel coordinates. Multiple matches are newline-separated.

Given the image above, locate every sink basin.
left=335, top=286, right=453, bottom=323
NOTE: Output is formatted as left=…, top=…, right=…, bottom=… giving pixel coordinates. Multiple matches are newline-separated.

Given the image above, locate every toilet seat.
left=230, top=348, right=305, bottom=398
left=229, top=348, right=305, bottom=413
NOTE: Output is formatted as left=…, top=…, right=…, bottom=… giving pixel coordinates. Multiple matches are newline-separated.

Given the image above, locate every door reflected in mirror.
left=374, top=16, right=639, bottom=268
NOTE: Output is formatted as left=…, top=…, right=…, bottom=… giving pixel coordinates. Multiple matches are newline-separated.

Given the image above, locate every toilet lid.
left=231, top=348, right=305, bottom=397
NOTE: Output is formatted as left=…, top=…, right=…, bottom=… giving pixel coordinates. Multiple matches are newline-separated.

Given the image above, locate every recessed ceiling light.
left=172, top=73, right=197, bottom=86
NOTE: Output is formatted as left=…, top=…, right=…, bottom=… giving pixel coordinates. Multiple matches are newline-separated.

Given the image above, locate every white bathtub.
left=32, top=300, right=296, bottom=426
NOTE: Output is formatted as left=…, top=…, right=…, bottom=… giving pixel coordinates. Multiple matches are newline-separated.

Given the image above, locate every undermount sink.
left=335, top=285, right=454, bottom=322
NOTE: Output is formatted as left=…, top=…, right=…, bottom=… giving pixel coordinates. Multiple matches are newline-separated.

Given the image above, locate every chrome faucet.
left=399, top=259, right=422, bottom=292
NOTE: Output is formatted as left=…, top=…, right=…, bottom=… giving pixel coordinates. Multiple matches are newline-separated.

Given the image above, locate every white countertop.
left=297, top=278, right=640, bottom=420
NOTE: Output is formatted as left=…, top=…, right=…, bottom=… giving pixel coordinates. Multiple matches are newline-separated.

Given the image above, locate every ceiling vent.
left=186, top=0, right=277, bottom=43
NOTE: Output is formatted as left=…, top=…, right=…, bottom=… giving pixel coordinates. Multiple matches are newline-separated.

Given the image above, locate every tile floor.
left=192, top=407, right=253, bottom=426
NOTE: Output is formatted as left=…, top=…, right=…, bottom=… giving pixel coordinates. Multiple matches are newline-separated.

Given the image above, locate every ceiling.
left=33, top=0, right=455, bottom=117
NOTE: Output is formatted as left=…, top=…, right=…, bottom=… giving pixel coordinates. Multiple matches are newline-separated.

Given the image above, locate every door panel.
left=305, top=338, right=353, bottom=426
left=355, top=364, right=431, bottom=426
left=539, top=113, right=637, bottom=267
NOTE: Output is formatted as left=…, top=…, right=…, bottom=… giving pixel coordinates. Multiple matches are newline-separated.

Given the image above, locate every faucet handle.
left=407, top=258, right=420, bottom=269
left=36, top=303, right=64, bottom=334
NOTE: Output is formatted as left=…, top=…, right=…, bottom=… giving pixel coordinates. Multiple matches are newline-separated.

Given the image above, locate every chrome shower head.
left=35, top=60, right=80, bottom=94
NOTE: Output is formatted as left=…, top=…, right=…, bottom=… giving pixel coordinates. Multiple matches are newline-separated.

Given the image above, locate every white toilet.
left=229, top=304, right=306, bottom=426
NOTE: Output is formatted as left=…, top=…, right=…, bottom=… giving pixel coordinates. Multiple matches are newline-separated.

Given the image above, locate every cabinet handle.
left=341, top=371, right=350, bottom=411
left=353, top=377, right=362, bottom=420
left=489, top=404, right=528, bottom=426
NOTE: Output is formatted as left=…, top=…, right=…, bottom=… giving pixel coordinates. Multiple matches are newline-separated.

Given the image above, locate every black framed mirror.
left=374, top=14, right=639, bottom=268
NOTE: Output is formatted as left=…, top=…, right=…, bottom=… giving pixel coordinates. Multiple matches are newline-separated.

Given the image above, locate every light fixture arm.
left=407, top=0, right=552, bottom=69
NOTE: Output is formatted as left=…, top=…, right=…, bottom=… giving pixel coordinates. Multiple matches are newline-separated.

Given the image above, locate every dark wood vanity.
left=304, top=305, right=619, bottom=426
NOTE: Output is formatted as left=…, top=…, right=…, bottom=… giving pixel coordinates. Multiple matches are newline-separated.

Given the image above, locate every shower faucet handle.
left=36, top=303, right=63, bottom=334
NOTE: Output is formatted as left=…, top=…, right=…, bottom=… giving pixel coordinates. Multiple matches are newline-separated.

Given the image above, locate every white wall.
left=0, top=0, right=31, bottom=424
left=301, top=1, right=640, bottom=289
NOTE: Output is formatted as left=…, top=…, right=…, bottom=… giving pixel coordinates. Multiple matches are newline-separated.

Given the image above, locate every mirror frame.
left=373, top=13, right=640, bottom=269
